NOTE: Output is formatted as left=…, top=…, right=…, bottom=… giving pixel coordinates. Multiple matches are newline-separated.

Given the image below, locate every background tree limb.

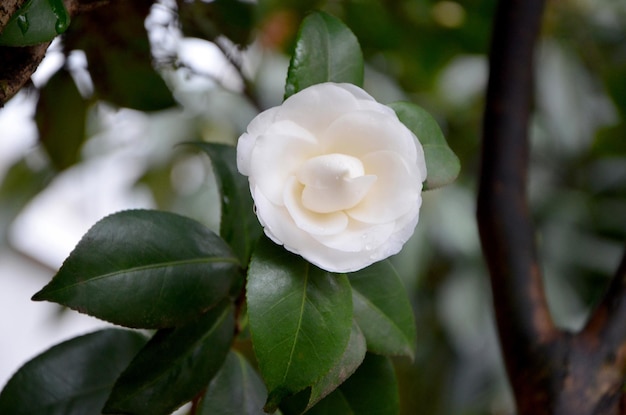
left=478, top=0, right=626, bottom=413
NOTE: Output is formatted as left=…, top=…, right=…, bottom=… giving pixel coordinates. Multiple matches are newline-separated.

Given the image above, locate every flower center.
left=296, top=153, right=377, bottom=213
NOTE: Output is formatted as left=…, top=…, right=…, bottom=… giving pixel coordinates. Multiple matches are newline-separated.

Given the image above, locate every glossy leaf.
left=247, top=237, right=353, bottom=412
left=284, top=11, right=364, bottom=99
left=350, top=260, right=417, bottom=359
left=306, top=322, right=366, bottom=410
left=338, top=353, right=399, bottom=415
left=0, top=0, right=70, bottom=46
left=103, top=301, right=234, bottom=415
left=32, top=209, right=240, bottom=329
left=36, top=68, right=87, bottom=170
left=0, top=329, right=147, bottom=415
left=389, top=101, right=460, bottom=190
left=198, top=350, right=268, bottom=415
left=191, top=142, right=262, bottom=264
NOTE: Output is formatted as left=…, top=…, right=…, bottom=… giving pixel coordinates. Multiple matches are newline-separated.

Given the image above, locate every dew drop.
left=48, top=0, right=70, bottom=34
left=17, top=15, right=29, bottom=35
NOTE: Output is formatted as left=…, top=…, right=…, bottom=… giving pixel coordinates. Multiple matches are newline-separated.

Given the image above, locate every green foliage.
left=0, top=329, right=147, bottom=415
left=0, top=0, right=70, bottom=46
left=1, top=5, right=465, bottom=415
left=191, top=142, right=262, bottom=264
left=32, top=210, right=241, bottom=329
left=247, top=237, right=353, bottom=412
left=390, top=102, right=461, bottom=190
left=35, top=68, right=87, bottom=170
left=284, top=11, right=364, bottom=98
left=350, top=261, right=417, bottom=359
left=198, top=351, right=272, bottom=415
left=103, top=301, right=234, bottom=415
left=63, top=1, right=175, bottom=111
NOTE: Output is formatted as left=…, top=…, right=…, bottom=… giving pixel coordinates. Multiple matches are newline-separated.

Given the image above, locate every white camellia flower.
left=237, top=82, right=427, bottom=273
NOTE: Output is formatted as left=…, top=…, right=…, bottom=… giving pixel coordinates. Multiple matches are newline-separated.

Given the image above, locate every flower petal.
left=277, top=83, right=361, bottom=136
left=283, top=176, right=349, bottom=236
left=321, top=110, right=418, bottom=162
left=347, top=151, right=421, bottom=224
left=312, top=219, right=395, bottom=253
left=297, top=153, right=376, bottom=213
left=249, top=121, right=318, bottom=205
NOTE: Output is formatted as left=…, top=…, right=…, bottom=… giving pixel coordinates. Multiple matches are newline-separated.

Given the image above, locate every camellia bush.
left=0, top=9, right=460, bottom=415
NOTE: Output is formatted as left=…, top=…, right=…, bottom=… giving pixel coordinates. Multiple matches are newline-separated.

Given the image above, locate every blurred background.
left=1, top=0, right=625, bottom=414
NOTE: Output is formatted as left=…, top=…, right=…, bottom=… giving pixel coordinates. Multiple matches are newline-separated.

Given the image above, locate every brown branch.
left=0, top=0, right=111, bottom=107
left=479, top=0, right=626, bottom=413
left=476, top=0, right=565, bottom=412
left=0, top=0, right=27, bottom=30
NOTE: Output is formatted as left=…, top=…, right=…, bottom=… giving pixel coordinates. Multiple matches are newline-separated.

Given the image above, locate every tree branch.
left=476, top=0, right=563, bottom=412
left=0, top=0, right=27, bottom=30
left=0, top=0, right=111, bottom=107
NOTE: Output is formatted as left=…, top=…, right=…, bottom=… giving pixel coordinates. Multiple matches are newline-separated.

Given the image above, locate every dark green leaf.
left=306, top=322, right=366, bottom=410
left=389, top=101, right=460, bottom=190
left=36, top=68, right=87, bottom=170
left=190, top=142, right=262, bottom=265
left=198, top=350, right=268, bottom=415
left=103, top=301, right=235, bottom=415
left=32, top=209, right=240, bottom=329
left=0, top=157, right=53, bottom=244
left=306, top=390, right=353, bottom=415
left=284, top=11, right=363, bottom=99
left=0, top=0, right=70, bottom=46
left=0, top=329, right=147, bottom=415
left=338, top=353, right=399, bottom=415
left=64, top=1, right=175, bottom=111
left=178, top=0, right=255, bottom=46
left=247, top=237, right=353, bottom=412
left=350, top=260, right=417, bottom=359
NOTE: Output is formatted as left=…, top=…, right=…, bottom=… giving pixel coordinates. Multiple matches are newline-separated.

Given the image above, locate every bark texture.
left=477, top=0, right=626, bottom=413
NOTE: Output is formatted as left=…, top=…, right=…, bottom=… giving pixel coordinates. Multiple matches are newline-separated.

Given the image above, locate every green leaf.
left=36, top=68, right=87, bottom=170
left=350, top=260, right=417, bottom=359
left=0, top=329, right=147, bottom=415
left=305, top=321, right=366, bottom=410
left=284, top=11, right=364, bottom=99
left=198, top=350, right=268, bottom=415
left=103, top=301, right=235, bottom=415
left=247, top=237, right=353, bottom=412
left=306, top=391, right=353, bottom=415
left=32, top=209, right=240, bottom=329
left=294, top=354, right=398, bottom=415
left=190, top=142, right=262, bottom=265
left=389, top=101, right=460, bottom=190
left=178, top=0, right=255, bottom=46
left=338, top=353, right=399, bottom=415
left=0, top=0, right=70, bottom=46
left=64, top=2, right=175, bottom=111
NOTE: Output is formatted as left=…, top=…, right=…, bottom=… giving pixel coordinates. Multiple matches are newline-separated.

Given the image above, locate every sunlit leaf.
left=36, top=68, right=87, bottom=170
left=198, top=350, right=268, bottom=415
left=284, top=11, right=363, bottom=99
left=350, top=260, right=417, bottom=359
left=0, top=329, right=147, bottom=415
left=247, top=237, right=353, bottom=412
left=190, top=142, right=262, bottom=265
left=32, top=209, right=240, bottom=329
left=103, top=301, right=234, bottom=415
left=389, top=101, right=460, bottom=190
